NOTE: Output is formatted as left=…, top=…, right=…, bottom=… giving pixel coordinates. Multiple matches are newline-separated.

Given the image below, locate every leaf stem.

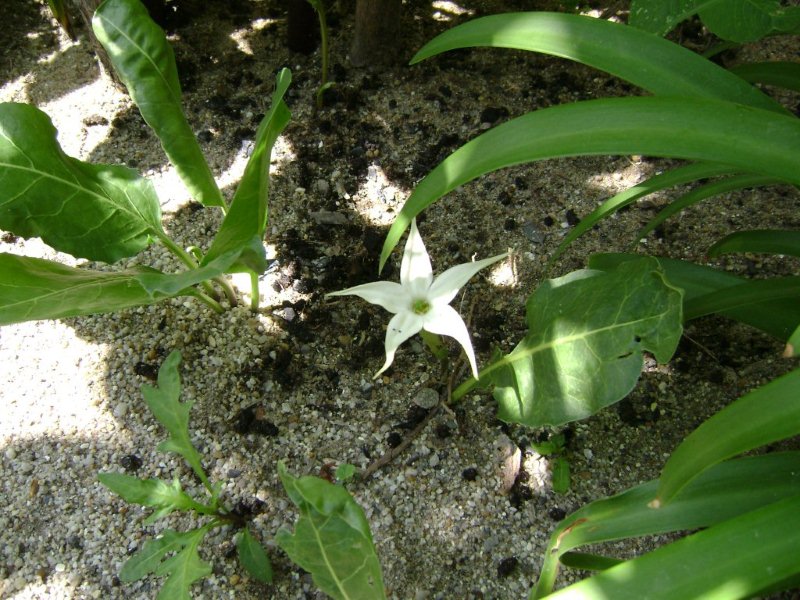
left=156, top=232, right=224, bottom=305
left=249, top=271, right=260, bottom=311
left=193, top=291, right=225, bottom=314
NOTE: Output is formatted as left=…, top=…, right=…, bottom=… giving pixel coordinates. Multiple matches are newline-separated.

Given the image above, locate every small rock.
left=310, top=210, right=348, bottom=225
left=413, top=388, right=439, bottom=409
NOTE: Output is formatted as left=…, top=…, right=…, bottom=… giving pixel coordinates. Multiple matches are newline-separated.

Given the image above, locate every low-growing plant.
left=0, top=0, right=290, bottom=324
left=100, top=350, right=386, bottom=599
left=335, top=3, right=800, bottom=597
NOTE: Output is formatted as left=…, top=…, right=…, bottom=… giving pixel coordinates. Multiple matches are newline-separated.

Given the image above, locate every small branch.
left=360, top=405, right=441, bottom=482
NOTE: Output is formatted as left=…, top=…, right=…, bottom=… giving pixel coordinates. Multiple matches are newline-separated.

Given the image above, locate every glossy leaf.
left=410, top=12, right=784, bottom=113
left=379, top=96, right=800, bottom=270
left=0, top=102, right=163, bottom=263
left=485, top=257, right=683, bottom=427
left=0, top=250, right=239, bottom=325
left=237, top=528, right=273, bottom=584
left=684, top=276, right=800, bottom=320
left=589, top=253, right=800, bottom=340
left=275, top=462, right=386, bottom=600
left=142, top=351, right=211, bottom=491
left=630, top=0, right=800, bottom=41
left=533, top=452, right=800, bottom=597
left=549, top=162, right=738, bottom=267
left=92, top=0, right=225, bottom=209
left=98, top=473, right=214, bottom=522
left=729, top=61, right=800, bottom=93
left=541, top=495, right=800, bottom=600
left=708, top=229, right=800, bottom=258
left=635, top=173, right=780, bottom=243
left=551, top=458, right=570, bottom=494
left=656, top=368, right=800, bottom=505
left=699, top=0, right=800, bottom=42
left=202, top=68, right=292, bottom=273
left=120, top=526, right=212, bottom=600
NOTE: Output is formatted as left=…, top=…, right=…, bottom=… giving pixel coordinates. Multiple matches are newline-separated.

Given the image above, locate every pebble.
left=412, top=388, right=439, bottom=409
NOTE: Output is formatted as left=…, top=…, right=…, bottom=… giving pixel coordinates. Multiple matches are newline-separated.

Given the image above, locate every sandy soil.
left=1, top=1, right=799, bottom=598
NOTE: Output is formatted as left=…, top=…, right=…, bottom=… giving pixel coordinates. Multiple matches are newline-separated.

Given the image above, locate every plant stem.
left=450, top=377, right=479, bottom=404
left=308, top=0, right=329, bottom=109
left=249, top=271, right=260, bottom=311
left=157, top=232, right=222, bottom=303
left=194, top=291, right=225, bottom=314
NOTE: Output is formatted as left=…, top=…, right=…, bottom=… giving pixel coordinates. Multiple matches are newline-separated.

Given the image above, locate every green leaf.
left=485, top=257, right=683, bottom=427
left=551, top=457, right=570, bottom=494
left=0, top=249, right=240, bottom=325
left=237, top=528, right=273, bottom=584
left=141, top=351, right=211, bottom=490
left=559, top=552, right=624, bottom=572
left=655, top=367, right=800, bottom=505
left=98, top=473, right=215, bottom=522
left=590, top=253, right=800, bottom=340
left=0, top=102, right=163, bottom=263
left=92, top=0, right=225, bottom=209
left=379, top=96, right=800, bottom=270
left=729, top=61, right=800, bottom=93
left=202, top=68, right=292, bottom=273
left=684, top=276, right=800, bottom=320
left=629, top=0, right=710, bottom=36
left=549, top=162, right=739, bottom=267
left=275, top=462, right=386, bottom=600
left=334, top=463, right=357, bottom=484
left=120, top=527, right=212, bottom=600
left=541, top=495, right=800, bottom=600
left=634, top=173, right=780, bottom=243
left=533, top=451, right=800, bottom=597
left=708, top=229, right=800, bottom=258
left=410, top=12, right=784, bottom=113
left=699, top=0, right=800, bottom=42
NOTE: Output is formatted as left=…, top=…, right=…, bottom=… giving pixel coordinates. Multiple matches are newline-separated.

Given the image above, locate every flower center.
left=411, top=299, right=431, bottom=315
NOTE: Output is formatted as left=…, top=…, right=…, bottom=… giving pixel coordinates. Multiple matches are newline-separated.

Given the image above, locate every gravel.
left=1, top=1, right=799, bottom=598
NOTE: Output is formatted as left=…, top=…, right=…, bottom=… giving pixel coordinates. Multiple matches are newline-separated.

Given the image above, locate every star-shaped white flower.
left=327, top=219, right=508, bottom=379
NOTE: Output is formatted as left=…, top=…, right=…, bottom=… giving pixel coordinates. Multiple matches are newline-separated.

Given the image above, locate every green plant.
left=100, top=351, right=386, bottom=599
left=362, top=6, right=800, bottom=597
left=306, top=0, right=334, bottom=109
left=0, top=0, right=290, bottom=324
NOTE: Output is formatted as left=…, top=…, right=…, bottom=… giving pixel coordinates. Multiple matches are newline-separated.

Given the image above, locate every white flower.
left=327, top=219, right=508, bottom=380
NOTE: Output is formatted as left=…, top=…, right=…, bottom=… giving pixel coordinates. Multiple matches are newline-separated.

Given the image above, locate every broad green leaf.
left=708, top=229, right=800, bottom=258
left=0, top=102, right=163, bottom=263
left=275, top=462, right=386, bottom=600
left=485, top=257, right=683, bottom=427
left=549, top=162, right=739, bottom=267
left=631, top=0, right=800, bottom=41
left=729, top=61, right=800, bottom=93
left=92, top=0, right=225, bottom=209
left=202, top=68, right=292, bottom=273
left=541, top=495, right=800, bottom=600
left=237, top=528, right=273, bottom=583
left=629, top=0, right=712, bottom=36
left=98, top=473, right=215, bottom=521
left=655, top=367, right=800, bottom=505
left=591, top=252, right=800, bottom=341
left=699, top=0, right=800, bottom=42
left=120, top=527, right=212, bottom=600
left=532, top=452, right=800, bottom=597
left=684, top=276, right=800, bottom=320
left=142, top=351, right=210, bottom=490
left=410, top=12, right=784, bottom=113
left=0, top=250, right=240, bottom=325
left=635, top=174, right=780, bottom=243
left=379, top=96, right=800, bottom=270
left=558, top=552, right=624, bottom=572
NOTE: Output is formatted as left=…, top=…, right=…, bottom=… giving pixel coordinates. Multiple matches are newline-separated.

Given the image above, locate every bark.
left=349, top=0, right=402, bottom=68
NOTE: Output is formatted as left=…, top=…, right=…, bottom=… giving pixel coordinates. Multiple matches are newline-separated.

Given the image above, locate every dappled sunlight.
left=351, top=162, right=410, bottom=227
left=431, top=1, right=475, bottom=22
left=229, top=18, right=279, bottom=56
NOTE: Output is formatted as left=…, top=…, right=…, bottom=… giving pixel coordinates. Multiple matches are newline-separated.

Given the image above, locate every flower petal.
left=401, top=218, right=433, bottom=297
left=327, top=281, right=408, bottom=314
left=428, top=252, right=508, bottom=306
left=373, top=311, right=424, bottom=379
left=422, top=304, right=480, bottom=379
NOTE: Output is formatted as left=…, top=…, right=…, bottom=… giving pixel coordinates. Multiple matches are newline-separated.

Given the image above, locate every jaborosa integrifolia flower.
left=327, top=219, right=508, bottom=379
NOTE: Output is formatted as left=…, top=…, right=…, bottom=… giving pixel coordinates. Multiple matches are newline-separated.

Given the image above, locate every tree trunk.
left=349, top=0, right=402, bottom=68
